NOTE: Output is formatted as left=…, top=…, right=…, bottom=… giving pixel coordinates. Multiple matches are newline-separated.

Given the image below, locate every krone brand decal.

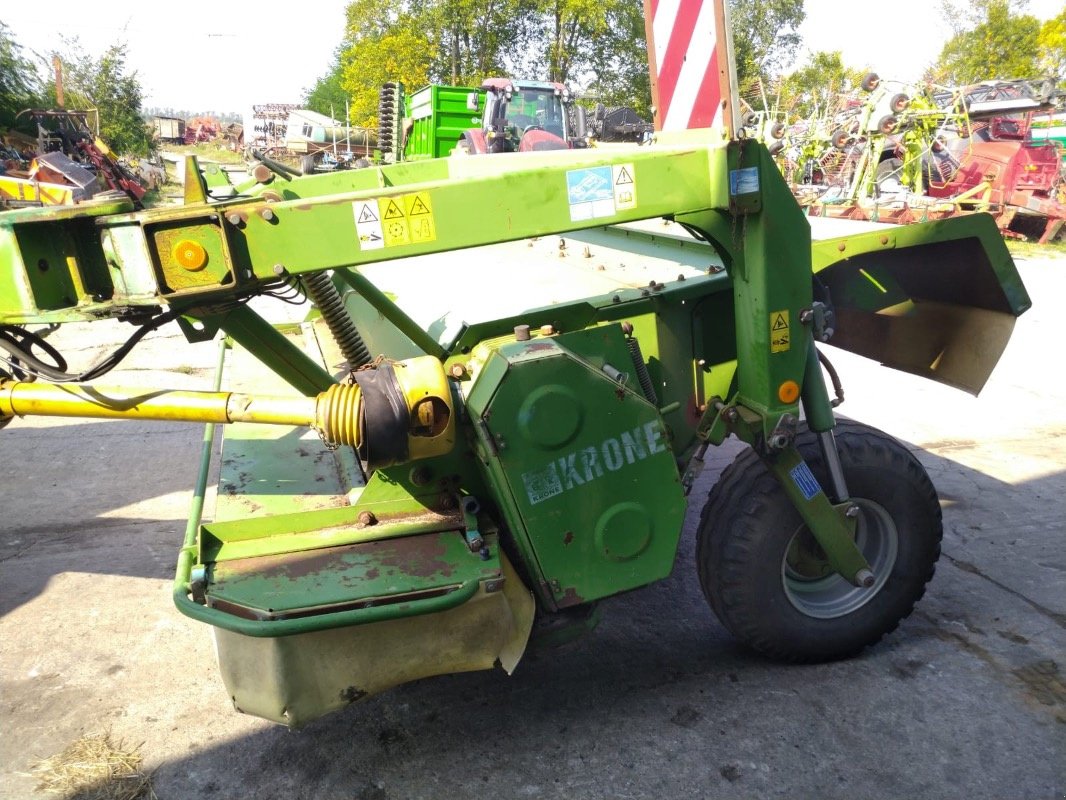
left=521, top=422, right=667, bottom=505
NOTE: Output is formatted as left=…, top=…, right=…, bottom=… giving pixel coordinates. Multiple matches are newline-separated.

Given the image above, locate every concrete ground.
left=1, top=254, right=1063, bottom=800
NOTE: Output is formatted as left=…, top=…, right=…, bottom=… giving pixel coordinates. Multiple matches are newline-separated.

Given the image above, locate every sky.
left=2, top=0, right=1063, bottom=112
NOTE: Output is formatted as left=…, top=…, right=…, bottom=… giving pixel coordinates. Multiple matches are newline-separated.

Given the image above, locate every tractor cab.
left=463, top=79, right=586, bottom=154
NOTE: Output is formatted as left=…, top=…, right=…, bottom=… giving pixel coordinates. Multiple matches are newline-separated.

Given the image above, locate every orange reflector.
left=778, top=380, right=800, bottom=404
left=173, top=239, right=208, bottom=271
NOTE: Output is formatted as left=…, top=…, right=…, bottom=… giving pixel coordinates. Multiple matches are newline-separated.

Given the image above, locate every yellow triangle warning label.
left=383, top=199, right=405, bottom=220
left=772, top=313, right=789, bottom=331
left=357, top=204, right=378, bottom=223
left=615, top=167, right=633, bottom=185
left=408, top=195, right=431, bottom=215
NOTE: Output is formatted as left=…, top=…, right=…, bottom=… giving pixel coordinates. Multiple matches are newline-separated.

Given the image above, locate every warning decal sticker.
left=770, top=309, right=790, bottom=353
left=612, top=163, right=636, bottom=211
left=353, top=200, right=384, bottom=250
left=353, top=191, right=437, bottom=250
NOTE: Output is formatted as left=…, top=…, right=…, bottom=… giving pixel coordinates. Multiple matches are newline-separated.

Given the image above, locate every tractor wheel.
left=860, top=72, right=880, bottom=92
left=830, top=128, right=851, bottom=150
left=696, top=420, right=942, bottom=662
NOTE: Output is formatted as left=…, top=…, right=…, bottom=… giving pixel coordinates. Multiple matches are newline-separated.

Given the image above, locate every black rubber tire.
left=696, top=420, right=942, bottom=662
left=889, top=92, right=910, bottom=113
left=877, top=114, right=899, bottom=134
left=830, top=128, right=851, bottom=150
left=861, top=72, right=880, bottom=92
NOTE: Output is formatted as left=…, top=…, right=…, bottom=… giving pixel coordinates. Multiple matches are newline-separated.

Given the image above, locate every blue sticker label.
left=729, top=167, right=760, bottom=196
left=566, top=166, right=617, bottom=222
left=567, top=167, right=614, bottom=204
left=789, top=461, right=822, bottom=501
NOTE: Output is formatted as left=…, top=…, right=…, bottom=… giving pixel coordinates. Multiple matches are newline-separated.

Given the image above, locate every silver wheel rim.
left=781, top=499, right=899, bottom=619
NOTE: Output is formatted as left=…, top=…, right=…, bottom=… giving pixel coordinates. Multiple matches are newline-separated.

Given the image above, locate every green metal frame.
left=1, top=131, right=1031, bottom=634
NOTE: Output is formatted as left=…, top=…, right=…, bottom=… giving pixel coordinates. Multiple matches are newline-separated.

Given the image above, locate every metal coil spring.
left=626, top=336, right=658, bottom=405
left=302, top=272, right=372, bottom=370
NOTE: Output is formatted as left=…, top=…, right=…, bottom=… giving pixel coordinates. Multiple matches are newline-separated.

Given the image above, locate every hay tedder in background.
left=768, top=76, right=1066, bottom=243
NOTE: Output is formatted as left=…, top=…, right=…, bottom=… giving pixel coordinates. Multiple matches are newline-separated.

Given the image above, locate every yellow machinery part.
left=0, top=355, right=455, bottom=463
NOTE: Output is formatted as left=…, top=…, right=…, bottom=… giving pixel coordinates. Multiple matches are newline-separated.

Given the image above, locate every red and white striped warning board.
left=643, top=0, right=739, bottom=135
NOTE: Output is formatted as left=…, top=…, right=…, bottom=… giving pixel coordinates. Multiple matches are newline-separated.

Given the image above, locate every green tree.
left=779, top=51, right=866, bottom=119
left=729, top=0, right=805, bottom=86
left=1037, top=9, right=1066, bottom=79
left=932, top=0, right=1043, bottom=84
left=418, top=0, right=539, bottom=85
left=0, top=22, right=41, bottom=133
left=537, top=0, right=611, bottom=84
left=938, top=0, right=1031, bottom=34
left=305, top=55, right=349, bottom=119
left=47, top=40, right=152, bottom=155
left=331, top=0, right=435, bottom=127
left=315, top=0, right=808, bottom=129
left=584, top=0, right=650, bottom=115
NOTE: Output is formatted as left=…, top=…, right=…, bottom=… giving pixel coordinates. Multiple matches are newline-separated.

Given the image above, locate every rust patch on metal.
left=556, top=586, right=585, bottom=607
left=215, top=532, right=457, bottom=583
left=368, top=535, right=454, bottom=578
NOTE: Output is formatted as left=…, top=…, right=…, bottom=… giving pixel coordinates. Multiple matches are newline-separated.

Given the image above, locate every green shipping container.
left=404, top=85, right=484, bottom=159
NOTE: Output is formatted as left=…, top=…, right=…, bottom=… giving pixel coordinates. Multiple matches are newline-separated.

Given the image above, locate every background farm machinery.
left=244, top=103, right=377, bottom=175
left=0, top=109, right=153, bottom=210
left=378, top=79, right=652, bottom=164
left=766, top=76, right=1066, bottom=243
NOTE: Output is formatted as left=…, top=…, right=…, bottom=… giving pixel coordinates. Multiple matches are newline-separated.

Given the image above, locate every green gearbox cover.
left=471, top=334, right=687, bottom=609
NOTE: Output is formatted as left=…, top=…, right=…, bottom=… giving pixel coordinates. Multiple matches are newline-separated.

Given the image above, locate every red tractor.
left=457, top=79, right=588, bottom=154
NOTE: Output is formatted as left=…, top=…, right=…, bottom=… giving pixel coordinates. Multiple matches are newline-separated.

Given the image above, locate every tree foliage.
left=778, top=51, right=866, bottom=119
left=584, top=0, right=650, bottom=115
left=0, top=22, right=42, bottom=134
left=931, top=0, right=1043, bottom=84
left=312, top=0, right=807, bottom=127
left=41, top=39, right=152, bottom=156
left=729, top=0, right=804, bottom=86
left=418, top=0, right=540, bottom=85
left=305, top=53, right=350, bottom=120
left=1037, top=9, right=1066, bottom=79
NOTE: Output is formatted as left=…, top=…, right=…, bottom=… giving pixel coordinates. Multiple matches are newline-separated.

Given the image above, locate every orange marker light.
left=173, top=240, right=208, bottom=271
left=778, top=380, right=800, bottom=404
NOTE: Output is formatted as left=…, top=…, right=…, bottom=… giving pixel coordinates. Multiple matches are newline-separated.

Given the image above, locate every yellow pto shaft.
left=0, top=356, right=455, bottom=467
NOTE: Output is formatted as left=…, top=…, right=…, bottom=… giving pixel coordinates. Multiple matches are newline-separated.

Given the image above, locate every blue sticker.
left=729, top=166, right=760, bottom=196
left=789, top=461, right=822, bottom=501
left=567, top=167, right=614, bottom=204
left=566, top=166, right=617, bottom=221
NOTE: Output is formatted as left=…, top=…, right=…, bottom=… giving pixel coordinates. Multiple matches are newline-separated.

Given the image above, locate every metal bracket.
left=799, top=301, right=835, bottom=343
